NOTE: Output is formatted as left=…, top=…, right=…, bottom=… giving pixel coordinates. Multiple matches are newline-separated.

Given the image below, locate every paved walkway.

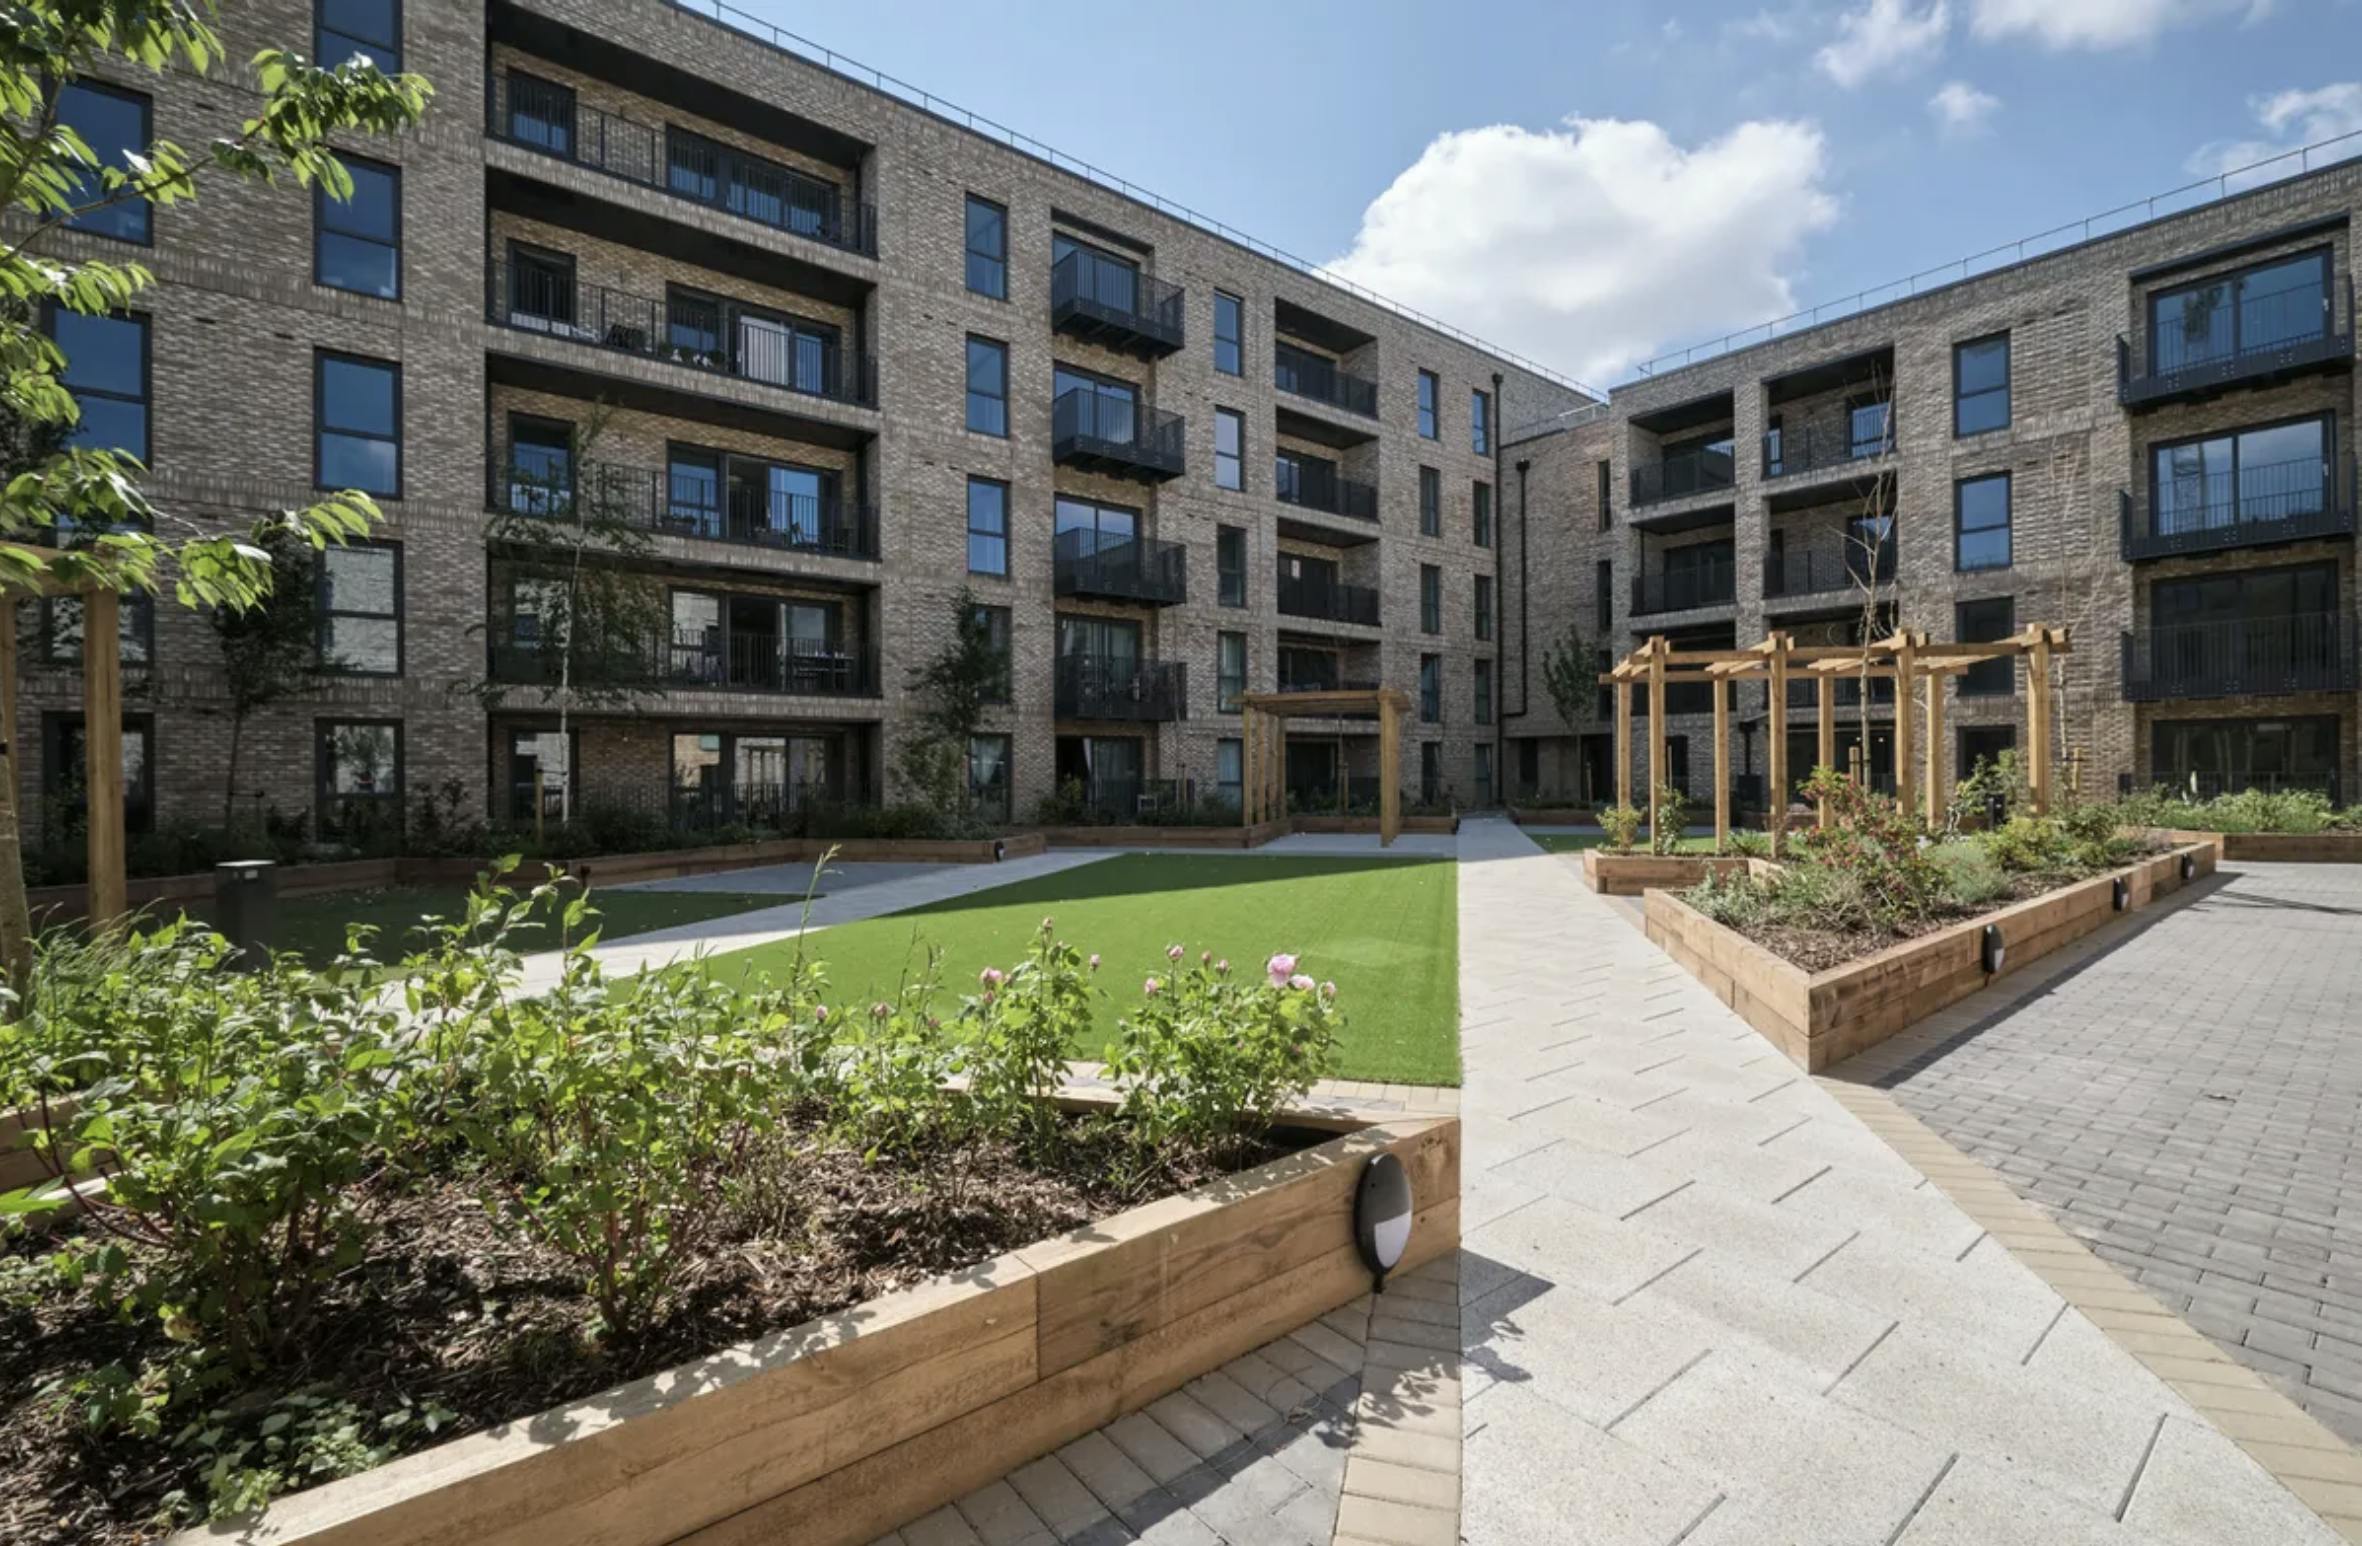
left=1452, top=816, right=2341, bottom=1545
left=1844, top=860, right=2362, bottom=1446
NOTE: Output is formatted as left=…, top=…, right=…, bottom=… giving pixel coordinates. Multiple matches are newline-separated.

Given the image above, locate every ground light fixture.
left=2113, top=876, right=2130, bottom=912
left=1355, top=1152, right=1414, bottom=1292
left=2180, top=853, right=2196, bottom=882
left=993, top=838, right=1006, bottom=862
left=1981, top=922, right=2006, bottom=976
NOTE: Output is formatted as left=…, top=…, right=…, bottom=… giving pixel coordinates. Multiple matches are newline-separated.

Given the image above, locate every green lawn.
left=704, top=854, right=1461, bottom=1086
left=1530, top=832, right=1758, bottom=856
left=190, top=885, right=790, bottom=968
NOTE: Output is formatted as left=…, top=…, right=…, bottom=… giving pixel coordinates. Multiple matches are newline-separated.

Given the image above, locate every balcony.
left=1276, top=572, right=1380, bottom=628
left=2119, top=273, right=2353, bottom=409
left=484, top=73, right=878, bottom=257
left=1050, top=250, right=1184, bottom=358
left=491, top=451, right=881, bottom=560
left=2121, top=613, right=2355, bottom=702
left=1762, top=419, right=1893, bottom=482
left=1631, top=446, right=1735, bottom=508
left=1631, top=563, right=1736, bottom=617
left=1274, top=341, right=1379, bottom=419
left=1053, top=656, right=1188, bottom=722
left=1052, top=534, right=1188, bottom=607
left=1276, top=465, right=1379, bottom=524
left=1051, top=388, right=1185, bottom=483
left=488, top=633, right=881, bottom=699
left=1764, top=545, right=1895, bottom=601
left=485, top=261, right=876, bottom=408
left=2119, top=455, right=2356, bottom=562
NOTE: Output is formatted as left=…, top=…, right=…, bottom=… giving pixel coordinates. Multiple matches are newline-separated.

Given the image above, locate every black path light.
left=2180, top=853, right=2196, bottom=883
left=1355, top=1152, right=1414, bottom=1293
left=2113, top=876, right=2130, bottom=912
left=1981, top=922, right=2006, bottom=976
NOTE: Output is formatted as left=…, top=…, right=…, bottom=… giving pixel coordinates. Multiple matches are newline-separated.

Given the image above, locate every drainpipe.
left=1491, top=371, right=1505, bottom=806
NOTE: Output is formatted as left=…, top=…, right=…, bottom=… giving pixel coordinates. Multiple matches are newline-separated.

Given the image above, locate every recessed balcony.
left=2119, top=455, right=2355, bottom=562
left=2121, top=612, right=2355, bottom=702
left=1052, top=533, right=1188, bottom=607
left=1053, top=655, right=1188, bottom=722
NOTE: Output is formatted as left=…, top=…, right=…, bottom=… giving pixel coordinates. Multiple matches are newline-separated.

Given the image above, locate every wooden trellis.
left=1600, top=626, right=2072, bottom=856
left=1237, top=687, right=1412, bottom=847
left=0, top=550, right=129, bottom=924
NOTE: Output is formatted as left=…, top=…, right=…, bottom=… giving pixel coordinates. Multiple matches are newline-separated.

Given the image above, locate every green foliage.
left=1648, top=780, right=1690, bottom=855
left=1540, top=622, right=1603, bottom=738
left=1795, top=766, right=1943, bottom=927
left=1949, top=748, right=2032, bottom=831
left=1599, top=803, right=1643, bottom=852
left=1726, top=829, right=1772, bottom=859
left=898, top=588, right=1007, bottom=810
left=158, top=1390, right=454, bottom=1527
left=1926, top=838, right=2009, bottom=909
left=961, top=920, right=1094, bottom=1156
left=2114, top=785, right=2348, bottom=835
left=208, top=525, right=319, bottom=821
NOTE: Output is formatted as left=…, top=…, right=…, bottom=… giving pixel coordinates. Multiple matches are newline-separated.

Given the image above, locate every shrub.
left=1927, top=839, right=2009, bottom=910
left=1599, top=803, right=1644, bottom=851
left=1794, top=767, right=1943, bottom=928
left=1649, top=781, right=1691, bottom=856
left=1727, top=829, right=1772, bottom=859
left=959, top=920, right=1094, bottom=1157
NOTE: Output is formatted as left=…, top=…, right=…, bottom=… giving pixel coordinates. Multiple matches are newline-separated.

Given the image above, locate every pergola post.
left=2028, top=629, right=2055, bottom=814
left=1924, top=665, right=1947, bottom=828
left=1645, top=637, right=1667, bottom=842
left=82, top=590, right=126, bottom=928
left=1711, top=671, right=1730, bottom=855
left=1891, top=631, right=1917, bottom=823
left=1815, top=671, right=1835, bottom=830
left=0, top=596, right=17, bottom=820
left=1378, top=694, right=1401, bottom=847
left=1766, top=632, right=1789, bottom=859
left=1614, top=673, right=1632, bottom=810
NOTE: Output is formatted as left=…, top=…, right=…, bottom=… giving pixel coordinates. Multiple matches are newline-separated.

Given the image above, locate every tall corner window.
left=318, top=541, right=402, bottom=675
left=1954, top=471, right=2012, bottom=572
left=1474, top=575, right=1494, bottom=641
left=1595, top=559, right=1613, bottom=631
left=48, top=308, right=149, bottom=461
left=965, top=475, right=1009, bottom=575
left=1953, top=332, right=2010, bottom=437
left=1217, top=524, right=1246, bottom=607
left=964, top=335, right=1008, bottom=436
left=316, top=719, right=403, bottom=841
left=315, top=155, right=401, bottom=299
left=1956, top=595, right=2015, bottom=697
left=55, top=80, right=152, bottom=243
left=1217, top=631, right=1246, bottom=713
left=1416, top=369, right=1439, bottom=439
left=1472, top=388, right=1491, bottom=454
left=967, top=733, right=1012, bottom=818
left=316, top=0, right=403, bottom=72
left=1418, top=654, right=1442, bottom=723
left=1216, top=738, right=1243, bottom=807
left=1213, top=290, right=1243, bottom=376
left=314, top=351, right=401, bottom=496
left=1420, top=564, right=1442, bottom=635
left=1419, top=466, right=1441, bottom=536
left=973, top=603, right=1012, bottom=701
left=1214, top=407, right=1244, bottom=491
left=1473, top=480, right=1493, bottom=548
left=1475, top=659, right=1494, bottom=725
left=1596, top=460, right=1613, bottom=531
left=964, top=195, right=1007, bottom=299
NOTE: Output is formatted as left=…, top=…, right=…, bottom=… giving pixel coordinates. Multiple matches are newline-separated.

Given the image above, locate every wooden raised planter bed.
left=178, top=1108, right=1459, bottom=1546
left=2152, top=828, right=2362, bottom=864
left=1578, top=850, right=1760, bottom=896
left=1644, top=841, right=2217, bottom=1071
left=1292, top=814, right=1459, bottom=836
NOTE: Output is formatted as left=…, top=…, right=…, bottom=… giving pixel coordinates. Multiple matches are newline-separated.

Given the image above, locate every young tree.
left=897, top=588, right=1005, bottom=815
left=1539, top=618, right=1602, bottom=802
left=208, top=525, right=317, bottom=827
left=0, top=4, right=432, bottom=989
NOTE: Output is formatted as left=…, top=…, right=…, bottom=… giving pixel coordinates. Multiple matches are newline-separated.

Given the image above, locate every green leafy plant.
left=1649, top=781, right=1691, bottom=855
left=961, top=919, right=1094, bottom=1156
left=1792, top=766, right=1944, bottom=930
left=1927, top=838, right=2009, bottom=909
left=1599, top=803, right=1643, bottom=852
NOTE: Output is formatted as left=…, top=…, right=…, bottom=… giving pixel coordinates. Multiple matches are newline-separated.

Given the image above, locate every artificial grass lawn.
left=706, top=853, right=1461, bottom=1087
left=195, top=884, right=789, bottom=968
left=1530, top=832, right=1760, bottom=856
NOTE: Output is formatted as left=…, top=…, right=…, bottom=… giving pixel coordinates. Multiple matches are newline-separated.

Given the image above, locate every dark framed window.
left=2149, top=415, right=2329, bottom=538
left=1954, top=472, right=2011, bottom=571
left=503, top=726, right=575, bottom=823
left=965, top=476, right=1009, bottom=576
left=1419, top=466, right=1441, bottom=536
left=316, top=719, right=403, bottom=841
left=500, top=71, right=574, bottom=155
left=1595, top=559, right=1613, bottom=630
left=1217, top=524, right=1246, bottom=607
left=318, top=541, right=401, bottom=675
left=1418, top=655, right=1442, bottom=723
left=1214, top=408, right=1244, bottom=491
left=1953, top=333, right=2010, bottom=437
left=664, top=284, right=840, bottom=396
left=317, top=0, right=402, bottom=71
left=1596, top=460, right=1612, bottom=531
left=1473, top=481, right=1492, bottom=548
left=1956, top=596, right=2015, bottom=697
left=503, top=240, right=576, bottom=327
left=42, top=713, right=154, bottom=838
left=47, top=309, right=149, bottom=461
left=2148, top=248, right=2331, bottom=376
left=665, top=126, right=840, bottom=241
left=2151, top=715, right=2338, bottom=802
left=1217, top=631, right=1246, bottom=713
left=315, top=155, right=400, bottom=299
left=1848, top=394, right=1893, bottom=458
left=41, top=594, right=152, bottom=669
left=503, top=413, right=574, bottom=515
left=1472, top=389, right=1491, bottom=454
left=1475, top=660, right=1494, bottom=725
left=314, top=351, right=401, bottom=496
left=1958, top=724, right=2018, bottom=786
left=1416, top=370, right=1438, bottom=439
left=974, top=603, right=1012, bottom=702
left=964, top=195, right=1007, bottom=298
left=965, top=335, right=1008, bottom=436
left=1213, top=290, right=1243, bottom=376
left=1420, top=741, right=1442, bottom=802
left=968, top=734, right=1012, bottom=819
left=1216, top=739, right=1243, bottom=807
left=1474, top=575, right=1494, bottom=641
left=55, top=80, right=152, bottom=243
left=1474, top=743, right=1494, bottom=803
left=2151, top=560, right=2336, bottom=626
left=1420, top=565, right=1441, bottom=634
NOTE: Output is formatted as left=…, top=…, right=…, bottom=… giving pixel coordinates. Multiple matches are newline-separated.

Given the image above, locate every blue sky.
left=727, top=0, right=2361, bottom=386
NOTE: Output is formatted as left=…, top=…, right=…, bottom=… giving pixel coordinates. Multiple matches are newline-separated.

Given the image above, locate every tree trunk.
left=0, top=738, right=33, bottom=1009
left=222, top=709, right=245, bottom=830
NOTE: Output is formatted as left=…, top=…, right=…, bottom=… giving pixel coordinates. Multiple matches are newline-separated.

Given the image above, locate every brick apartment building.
left=1500, top=160, right=2361, bottom=815
left=23, top=0, right=1585, bottom=852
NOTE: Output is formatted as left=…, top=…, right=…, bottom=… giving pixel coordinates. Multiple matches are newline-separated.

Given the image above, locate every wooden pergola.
left=0, top=552, right=130, bottom=923
left=1238, top=687, right=1413, bottom=847
left=1602, top=626, right=2071, bottom=856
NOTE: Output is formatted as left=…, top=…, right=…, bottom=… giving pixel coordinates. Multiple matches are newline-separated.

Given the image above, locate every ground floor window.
left=503, top=727, right=575, bottom=823
left=317, top=720, right=401, bottom=843
left=1421, top=742, right=1442, bottom=805
left=1786, top=726, right=1897, bottom=797
left=968, top=734, right=1011, bottom=819
left=1957, top=724, right=2017, bottom=787
left=2151, top=716, right=2339, bottom=802
left=1215, top=738, right=1242, bottom=808
left=1054, top=734, right=1143, bottom=817
left=41, top=713, right=153, bottom=841
left=1285, top=739, right=1340, bottom=810
left=671, top=730, right=839, bottom=827
left=1473, top=743, right=1494, bottom=806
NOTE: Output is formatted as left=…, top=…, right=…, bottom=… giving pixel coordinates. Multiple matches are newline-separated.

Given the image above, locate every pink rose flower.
left=813, top=1004, right=830, bottom=1024
left=1088, top=953, right=1102, bottom=971
left=1215, top=958, right=1230, bottom=976
left=1144, top=976, right=1162, bottom=997
left=1319, top=980, right=1338, bottom=1002
left=870, top=1001, right=890, bottom=1020
left=1167, top=944, right=1185, bottom=962
left=979, top=967, right=1006, bottom=990
left=1266, top=953, right=1298, bottom=988
left=1289, top=973, right=1315, bottom=992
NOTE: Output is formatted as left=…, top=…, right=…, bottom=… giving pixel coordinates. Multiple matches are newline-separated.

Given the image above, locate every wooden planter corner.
left=1644, top=842, right=2216, bottom=1070
left=1578, top=849, right=1756, bottom=896
left=2148, top=827, right=2362, bottom=865
left=179, top=1111, right=1458, bottom=1546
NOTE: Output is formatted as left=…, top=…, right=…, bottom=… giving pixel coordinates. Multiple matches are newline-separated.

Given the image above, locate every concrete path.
left=1452, top=816, right=2342, bottom=1545
left=614, top=858, right=958, bottom=895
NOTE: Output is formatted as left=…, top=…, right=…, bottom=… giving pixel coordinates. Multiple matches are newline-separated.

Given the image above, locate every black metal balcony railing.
left=486, top=261, right=878, bottom=407
left=1631, top=446, right=1736, bottom=508
left=1273, top=341, right=1379, bottom=419
left=2122, top=613, right=2355, bottom=702
left=488, top=633, right=882, bottom=699
left=1275, top=674, right=1382, bottom=695
left=1630, top=562, right=1736, bottom=617
left=492, top=451, right=881, bottom=559
left=1052, top=655, right=1187, bottom=722
left=1050, top=250, right=1185, bottom=357
left=1764, top=545, right=1896, bottom=599
left=1276, top=466, right=1380, bottom=522
left=2119, top=274, right=2353, bottom=407
left=1276, top=572, right=1381, bottom=627
left=1762, top=418, right=1893, bottom=480
left=1052, top=534, right=1189, bottom=606
left=2145, top=770, right=2341, bottom=803
left=1051, top=388, right=1186, bottom=481
left=2119, top=455, right=2356, bottom=562
left=485, top=73, right=878, bottom=257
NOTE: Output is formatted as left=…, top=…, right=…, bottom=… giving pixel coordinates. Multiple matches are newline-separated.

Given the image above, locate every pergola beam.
left=1235, top=689, right=1414, bottom=845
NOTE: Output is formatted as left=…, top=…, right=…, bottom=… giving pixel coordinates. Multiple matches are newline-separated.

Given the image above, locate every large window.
left=318, top=542, right=401, bottom=675
left=964, top=195, right=1006, bottom=298
left=1416, top=370, right=1438, bottom=439
left=1214, top=408, right=1244, bottom=491
left=2150, top=416, right=2328, bottom=538
left=667, top=287, right=841, bottom=397
left=1420, top=565, right=1441, bottom=635
left=315, top=155, right=400, bottom=298
left=974, top=603, right=1012, bottom=702
left=1954, top=472, right=2011, bottom=572
left=968, top=734, right=1012, bottom=818
left=317, top=0, right=402, bottom=71
left=1473, top=481, right=1492, bottom=548
left=42, top=714, right=154, bottom=839
left=504, top=728, right=574, bottom=823
left=49, top=309, right=148, bottom=461
left=1216, top=739, right=1243, bottom=808
left=1419, top=466, right=1441, bottom=536
left=1213, top=291, right=1243, bottom=376
left=1217, top=525, right=1246, bottom=607
left=1595, top=559, right=1613, bottom=631
left=1474, top=575, right=1494, bottom=641
left=964, top=335, right=1008, bottom=436
left=1419, top=654, right=1441, bottom=723
left=2152, top=716, right=2339, bottom=802
left=1956, top=596, right=2014, bottom=697
left=2148, top=249, right=2330, bottom=377
left=1472, top=389, right=1491, bottom=454
left=965, top=476, right=1008, bottom=576
left=42, top=594, right=152, bottom=669
left=315, top=352, right=401, bottom=496
left=500, top=71, right=574, bottom=155
left=1475, top=659, right=1494, bottom=725
left=1420, top=742, right=1442, bottom=803
left=55, top=81, right=151, bottom=242
left=1953, top=333, right=2010, bottom=437
left=316, top=719, right=402, bottom=841
left=2152, top=561, right=2337, bottom=627
left=1217, top=632, right=1246, bottom=713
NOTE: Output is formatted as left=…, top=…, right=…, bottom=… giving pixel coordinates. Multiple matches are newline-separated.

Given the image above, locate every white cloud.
left=1324, top=116, right=1842, bottom=386
left=1816, top=0, right=1950, bottom=87
left=1928, top=80, right=2002, bottom=134
left=2186, top=82, right=2362, bottom=180
left=1726, top=7, right=1804, bottom=42
left=1969, top=0, right=2267, bottom=50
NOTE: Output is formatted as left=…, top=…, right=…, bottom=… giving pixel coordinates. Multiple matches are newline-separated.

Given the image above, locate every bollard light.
left=1355, top=1152, right=1414, bottom=1293
left=994, top=838, right=1007, bottom=862
left=2112, top=876, right=2130, bottom=912
left=1981, top=923, right=2006, bottom=976
left=2179, top=853, right=2196, bottom=883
